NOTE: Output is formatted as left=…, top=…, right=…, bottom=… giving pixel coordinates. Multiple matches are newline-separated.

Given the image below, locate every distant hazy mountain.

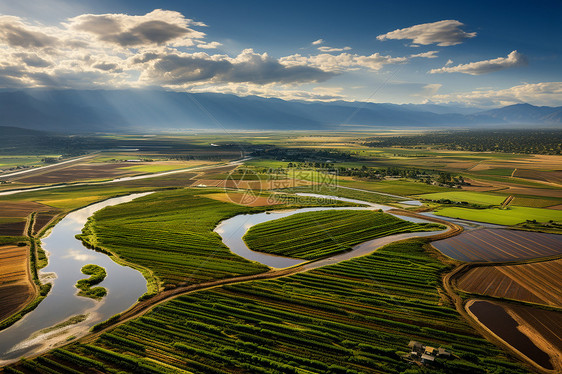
left=0, top=89, right=560, bottom=133
left=473, top=103, right=562, bottom=124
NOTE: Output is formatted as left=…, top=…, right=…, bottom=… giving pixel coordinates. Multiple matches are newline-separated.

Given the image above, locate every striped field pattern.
left=432, top=228, right=562, bottom=262
left=457, top=259, right=562, bottom=307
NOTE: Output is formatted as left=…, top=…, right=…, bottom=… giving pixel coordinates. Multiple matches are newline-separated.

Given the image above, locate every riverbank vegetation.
left=244, top=210, right=443, bottom=260
left=75, top=265, right=107, bottom=300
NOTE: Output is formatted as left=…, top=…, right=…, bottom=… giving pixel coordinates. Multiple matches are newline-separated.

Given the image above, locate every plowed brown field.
left=457, top=259, right=562, bottom=307
left=514, top=169, right=562, bottom=185
left=0, top=245, right=34, bottom=322
left=0, top=220, right=26, bottom=236
left=32, top=210, right=62, bottom=235
left=433, top=228, right=562, bottom=262
left=0, top=201, right=54, bottom=236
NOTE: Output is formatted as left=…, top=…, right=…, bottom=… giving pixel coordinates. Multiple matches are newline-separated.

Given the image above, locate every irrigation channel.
left=0, top=191, right=453, bottom=364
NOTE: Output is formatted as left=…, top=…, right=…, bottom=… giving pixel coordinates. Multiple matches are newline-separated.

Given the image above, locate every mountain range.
left=0, top=89, right=560, bottom=133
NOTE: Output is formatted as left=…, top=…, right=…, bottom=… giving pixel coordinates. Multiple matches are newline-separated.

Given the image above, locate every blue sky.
left=0, top=0, right=560, bottom=107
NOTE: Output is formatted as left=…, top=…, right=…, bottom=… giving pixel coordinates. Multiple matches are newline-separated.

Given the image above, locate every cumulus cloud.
left=0, top=10, right=343, bottom=93
left=0, top=15, right=58, bottom=48
left=377, top=20, right=476, bottom=46
left=420, top=83, right=442, bottom=96
left=197, top=41, right=222, bottom=49
left=410, top=50, right=439, bottom=59
left=445, top=59, right=453, bottom=66
left=189, top=83, right=345, bottom=102
left=14, top=53, right=52, bottom=67
left=280, top=52, right=407, bottom=72
left=93, top=62, right=120, bottom=71
left=312, top=39, right=324, bottom=45
left=317, top=46, right=352, bottom=52
left=429, top=50, right=526, bottom=75
left=136, top=49, right=335, bottom=86
left=429, top=82, right=562, bottom=107
left=68, top=9, right=205, bottom=48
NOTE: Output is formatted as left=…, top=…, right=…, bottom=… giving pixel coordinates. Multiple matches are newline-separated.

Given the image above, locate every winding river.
left=0, top=190, right=448, bottom=364
left=0, top=193, right=151, bottom=363
left=215, top=193, right=447, bottom=269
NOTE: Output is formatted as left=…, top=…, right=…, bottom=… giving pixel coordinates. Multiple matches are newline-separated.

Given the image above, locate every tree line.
left=364, top=129, right=562, bottom=155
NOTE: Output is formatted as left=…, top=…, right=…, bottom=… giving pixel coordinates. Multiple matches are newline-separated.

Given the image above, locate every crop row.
left=8, top=239, right=528, bottom=374
left=244, top=209, right=442, bottom=259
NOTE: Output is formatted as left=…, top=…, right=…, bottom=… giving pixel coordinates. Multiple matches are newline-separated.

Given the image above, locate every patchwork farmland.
left=432, top=228, right=562, bottom=262
left=5, top=241, right=527, bottom=374
left=457, top=259, right=562, bottom=307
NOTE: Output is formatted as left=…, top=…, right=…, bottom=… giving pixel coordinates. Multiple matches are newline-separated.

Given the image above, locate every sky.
left=0, top=0, right=560, bottom=107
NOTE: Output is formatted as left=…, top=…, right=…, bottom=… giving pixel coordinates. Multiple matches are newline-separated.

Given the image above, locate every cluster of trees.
left=436, top=172, right=466, bottom=187
left=286, top=161, right=335, bottom=169
left=336, top=166, right=426, bottom=180
left=250, top=148, right=357, bottom=162
left=327, top=166, right=467, bottom=187
left=40, top=157, right=61, bottom=164
left=364, top=130, right=562, bottom=155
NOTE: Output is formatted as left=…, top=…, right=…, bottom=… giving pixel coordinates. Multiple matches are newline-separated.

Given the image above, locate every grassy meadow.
left=435, top=206, right=562, bottom=225
left=417, top=191, right=506, bottom=206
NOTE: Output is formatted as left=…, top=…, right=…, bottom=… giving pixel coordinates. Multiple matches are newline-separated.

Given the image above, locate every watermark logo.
left=224, top=167, right=339, bottom=206
left=224, top=168, right=263, bottom=206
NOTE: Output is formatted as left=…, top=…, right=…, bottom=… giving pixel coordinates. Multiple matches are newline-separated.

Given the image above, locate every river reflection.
left=0, top=193, right=150, bottom=363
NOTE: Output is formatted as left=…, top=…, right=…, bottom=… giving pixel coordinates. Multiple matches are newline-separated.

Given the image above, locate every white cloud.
left=67, top=9, right=206, bottom=48
left=0, top=15, right=59, bottom=48
left=63, top=249, right=96, bottom=262
left=317, top=46, right=352, bottom=52
left=0, top=12, right=335, bottom=91
left=189, top=83, right=345, bottom=102
left=280, top=52, right=407, bottom=72
left=445, top=59, right=453, bottom=66
left=410, top=50, right=439, bottom=59
left=377, top=20, right=476, bottom=46
left=196, top=41, right=222, bottom=49
left=136, top=49, right=334, bottom=86
left=429, top=82, right=562, bottom=107
left=420, top=83, right=442, bottom=96
left=312, top=39, right=324, bottom=45
left=429, top=51, right=526, bottom=75
left=14, top=53, right=52, bottom=67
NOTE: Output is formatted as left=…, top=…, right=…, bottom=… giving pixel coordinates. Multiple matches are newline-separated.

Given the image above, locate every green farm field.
left=244, top=210, right=443, bottom=259
left=418, top=191, right=506, bottom=206
left=0, top=155, right=62, bottom=170
left=6, top=240, right=527, bottom=374
left=77, top=188, right=356, bottom=291
left=287, top=185, right=400, bottom=204
left=337, top=178, right=452, bottom=196
left=435, top=206, right=562, bottom=225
